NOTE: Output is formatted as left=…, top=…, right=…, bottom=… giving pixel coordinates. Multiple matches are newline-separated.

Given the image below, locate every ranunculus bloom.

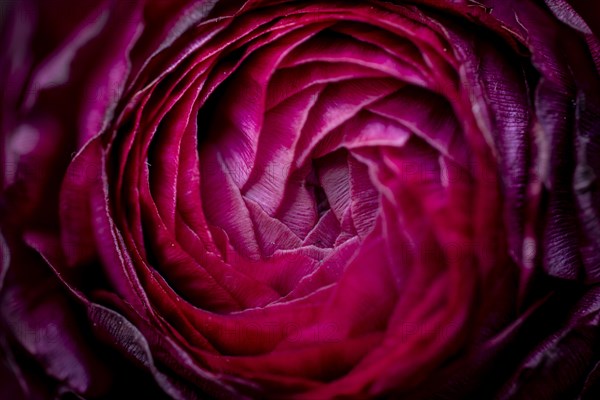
left=1, top=0, right=599, bottom=399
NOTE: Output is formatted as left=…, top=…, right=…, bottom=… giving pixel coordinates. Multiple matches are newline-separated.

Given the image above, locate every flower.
left=1, top=0, right=599, bottom=399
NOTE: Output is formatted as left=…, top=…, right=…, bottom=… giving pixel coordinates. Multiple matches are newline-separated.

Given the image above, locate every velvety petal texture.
left=1, top=0, right=599, bottom=399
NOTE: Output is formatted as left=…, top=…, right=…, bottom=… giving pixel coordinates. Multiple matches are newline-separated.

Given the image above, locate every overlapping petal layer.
left=2, top=0, right=599, bottom=399
left=51, top=2, right=518, bottom=397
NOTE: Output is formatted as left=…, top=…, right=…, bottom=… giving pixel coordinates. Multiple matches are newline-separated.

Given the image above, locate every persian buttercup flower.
left=1, top=0, right=600, bottom=399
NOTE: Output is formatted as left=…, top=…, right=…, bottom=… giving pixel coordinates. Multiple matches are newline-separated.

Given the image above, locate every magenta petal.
left=367, top=86, right=468, bottom=169
left=280, top=30, right=428, bottom=86
left=295, top=78, right=404, bottom=167
left=245, top=198, right=302, bottom=256
left=4, top=236, right=112, bottom=396
left=348, top=155, right=380, bottom=239
left=315, top=151, right=351, bottom=223
left=59, top=138, right=104, bottom=267
left=243, top=84, right=323, bottom=214
left=201, top=151, right=260, bottom=259
left=302, top=210, right=340, bottom=249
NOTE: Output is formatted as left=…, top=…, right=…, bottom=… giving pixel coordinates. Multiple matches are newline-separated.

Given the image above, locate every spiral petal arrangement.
left=1, top=0, right=600, bottom=399
left=50, top=2, right=517, bottom=397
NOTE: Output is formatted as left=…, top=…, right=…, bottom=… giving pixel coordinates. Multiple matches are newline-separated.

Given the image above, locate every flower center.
left=198, top=70, right=381, bottom=258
